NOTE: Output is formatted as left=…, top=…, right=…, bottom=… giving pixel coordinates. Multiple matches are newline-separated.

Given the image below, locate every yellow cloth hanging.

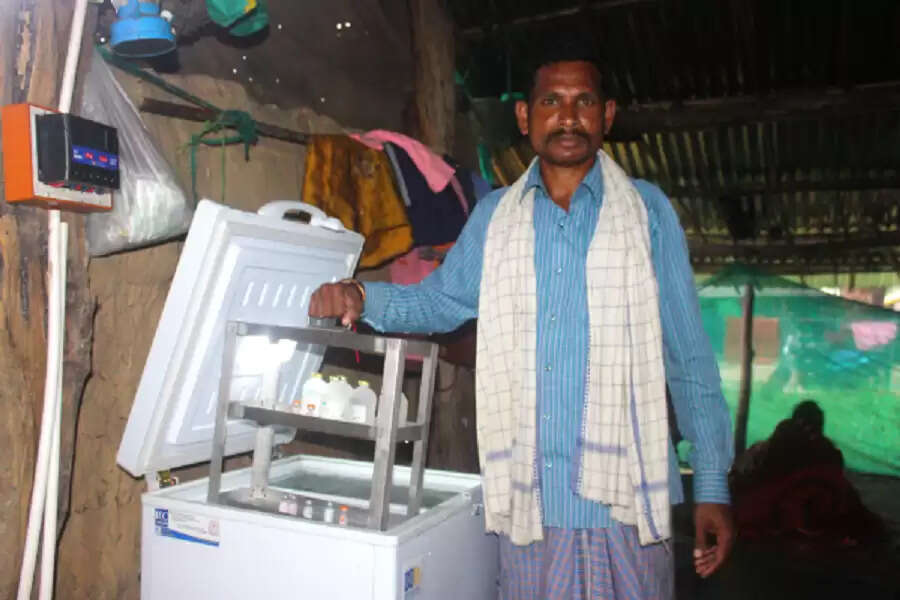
left=303, top=135, right=413, bottom=268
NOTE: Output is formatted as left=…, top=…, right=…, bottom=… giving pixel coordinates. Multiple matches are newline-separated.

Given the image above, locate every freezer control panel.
left=36, top=112, right=120, bottom=193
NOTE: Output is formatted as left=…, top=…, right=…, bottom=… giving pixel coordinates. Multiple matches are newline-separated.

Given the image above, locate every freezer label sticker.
left=402, top=560, right=423, bottom=599
left=154, top=508, right=220, bottom=547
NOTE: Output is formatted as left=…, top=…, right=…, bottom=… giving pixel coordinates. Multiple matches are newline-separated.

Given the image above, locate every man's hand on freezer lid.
left=309, top=279, right=365, bottom=327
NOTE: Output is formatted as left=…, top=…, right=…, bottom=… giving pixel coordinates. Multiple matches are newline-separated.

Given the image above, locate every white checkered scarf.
left=476, top=150, right=670, bottom=546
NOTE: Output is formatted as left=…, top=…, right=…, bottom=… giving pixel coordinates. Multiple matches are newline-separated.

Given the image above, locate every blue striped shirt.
left=363, top=159, right=733, bottom=528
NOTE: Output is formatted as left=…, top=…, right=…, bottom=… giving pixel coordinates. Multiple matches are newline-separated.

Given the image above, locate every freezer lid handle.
left=257, top=201, right=346, bottom=232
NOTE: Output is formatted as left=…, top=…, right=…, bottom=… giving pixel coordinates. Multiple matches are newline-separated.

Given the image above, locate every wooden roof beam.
left=687, top=231, right=900, bottom=260
left=666, top=177, right=900, bottom=198
left=690, top=259, right=897, bottom=275
left=611, top=84, right=900, bottom=138
left=459, top=0, right=656, bottom=37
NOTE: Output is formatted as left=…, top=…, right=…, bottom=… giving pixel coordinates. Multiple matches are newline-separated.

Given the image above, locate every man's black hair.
left=527, top=36, right=605, bottom=101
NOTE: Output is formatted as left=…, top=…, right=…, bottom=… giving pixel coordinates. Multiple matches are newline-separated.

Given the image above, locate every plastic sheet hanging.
left=80, top=48, right=192, bottom=256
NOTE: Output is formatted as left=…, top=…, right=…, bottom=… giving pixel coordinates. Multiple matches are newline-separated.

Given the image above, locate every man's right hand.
left=308, top=281, right=364, bottom=327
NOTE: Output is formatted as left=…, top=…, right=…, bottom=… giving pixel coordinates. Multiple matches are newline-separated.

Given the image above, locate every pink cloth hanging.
left=349, top=130, right=455, bottom=193
left=850, top=321, right=898, bottom=351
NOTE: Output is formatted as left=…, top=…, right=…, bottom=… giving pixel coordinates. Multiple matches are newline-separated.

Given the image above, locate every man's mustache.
left=546, top=129, right=590, bottom=142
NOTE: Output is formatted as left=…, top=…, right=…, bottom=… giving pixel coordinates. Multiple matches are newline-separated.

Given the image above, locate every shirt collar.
left=521, top=155, right=605, bottom=203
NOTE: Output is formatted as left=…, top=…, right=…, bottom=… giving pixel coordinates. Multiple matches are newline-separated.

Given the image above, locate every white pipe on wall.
left=58, top=0, right=88, bottom=114
left=39, top=391, right=61, bottom=600
left=17, top=0, right=88, bottom=596
left=40, top=222, right=67, bottom=600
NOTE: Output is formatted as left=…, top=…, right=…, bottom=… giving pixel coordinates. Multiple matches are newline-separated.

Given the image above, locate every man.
left=310, top=42, right=734, bottom=599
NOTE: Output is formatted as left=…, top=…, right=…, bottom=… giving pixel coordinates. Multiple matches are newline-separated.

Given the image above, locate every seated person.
left=730, top=401, right=883, bottom=546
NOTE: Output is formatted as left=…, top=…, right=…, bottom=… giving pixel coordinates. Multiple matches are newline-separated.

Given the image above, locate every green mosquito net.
left=692, top=264, right=900, bottom=477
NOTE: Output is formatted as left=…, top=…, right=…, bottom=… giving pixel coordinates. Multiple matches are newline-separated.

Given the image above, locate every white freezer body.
left=140, top=455, right=499, bottom=600
left=118, top=201, right=498, bottom=598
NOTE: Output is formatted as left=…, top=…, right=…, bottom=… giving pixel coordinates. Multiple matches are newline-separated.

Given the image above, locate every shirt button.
left=550, top=314, right=557, bottom=322
left=558, top=222, right=565, bottom=229
left=555, top=267, right=562, bottom=274
left=545, top=461, right=553, bottom=469
left=542, top=414, right=551, bottom=421
left=544, top=364, right=552, bottom=372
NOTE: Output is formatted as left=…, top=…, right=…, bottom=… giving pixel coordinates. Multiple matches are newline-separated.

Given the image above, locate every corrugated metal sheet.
left=453, top=0, right=900, bottom=274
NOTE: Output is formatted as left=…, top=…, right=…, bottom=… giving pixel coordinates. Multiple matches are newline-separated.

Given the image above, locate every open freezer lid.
left=117, top=200, right=363, bottom=478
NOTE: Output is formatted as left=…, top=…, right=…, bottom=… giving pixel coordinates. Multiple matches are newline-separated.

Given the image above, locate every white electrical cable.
left=17, top=0, right=87, bottom=597
left=58, top=0, right=88, bottom=114
left=39, top=397, right=61, bottom=600
left=40, top=222, right=67, bottom=600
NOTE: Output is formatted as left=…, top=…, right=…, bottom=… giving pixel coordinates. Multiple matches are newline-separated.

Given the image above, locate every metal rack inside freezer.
left=207, top=321, right=440, bottom=531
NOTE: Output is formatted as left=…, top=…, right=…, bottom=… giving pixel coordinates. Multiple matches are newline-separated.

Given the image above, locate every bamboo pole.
left=734, top=283, right=755, bottom=456
left=139, top=98, right=309, bottom=145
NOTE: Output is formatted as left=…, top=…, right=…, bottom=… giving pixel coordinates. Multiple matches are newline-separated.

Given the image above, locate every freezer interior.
left=156, top=454, right=482, bottom=534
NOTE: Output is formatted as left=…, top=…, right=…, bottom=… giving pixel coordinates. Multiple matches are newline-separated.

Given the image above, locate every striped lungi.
left=498, top=523, right=673, bottom=600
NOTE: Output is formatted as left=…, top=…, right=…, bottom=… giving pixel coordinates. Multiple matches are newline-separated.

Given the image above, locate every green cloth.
left=228, top=0, right=269, bottom=36
left=206, top=0, right=257, bottom=27
left=206, top=0, right=268, bottom=36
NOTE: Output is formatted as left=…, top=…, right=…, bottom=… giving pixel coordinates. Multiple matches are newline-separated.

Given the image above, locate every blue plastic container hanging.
left=110, top=0, right=176, bottom=58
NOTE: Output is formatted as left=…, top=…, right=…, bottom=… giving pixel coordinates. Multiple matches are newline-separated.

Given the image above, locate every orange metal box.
left=1, top=103, right=113, bottom=212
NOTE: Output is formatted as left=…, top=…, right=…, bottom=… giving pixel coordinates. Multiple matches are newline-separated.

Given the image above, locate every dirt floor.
left=673, top=473, right=900, bottom=599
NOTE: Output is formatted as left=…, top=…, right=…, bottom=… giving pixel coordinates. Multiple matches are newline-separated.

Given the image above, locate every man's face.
left=515, top=61, right=616, bottom=167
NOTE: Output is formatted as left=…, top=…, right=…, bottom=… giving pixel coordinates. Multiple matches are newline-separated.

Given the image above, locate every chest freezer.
left=117, top=199, right=499, bottom=600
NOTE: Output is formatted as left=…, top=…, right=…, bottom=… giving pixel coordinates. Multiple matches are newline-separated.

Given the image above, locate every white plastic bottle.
left=323, top=501, right=335, bottom=523
left=325, top=375, right=353, bottom=420
left=375, top=391, right=411, bottom=425
left=301, top=499, right=313, bottom=519
left=349, top=380, right=378, bottom=425
left=300, top=372, right=329, bottom=417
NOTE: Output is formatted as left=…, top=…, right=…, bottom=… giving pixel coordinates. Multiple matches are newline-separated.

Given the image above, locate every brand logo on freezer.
left=154, top=508, right=169, bottom=528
